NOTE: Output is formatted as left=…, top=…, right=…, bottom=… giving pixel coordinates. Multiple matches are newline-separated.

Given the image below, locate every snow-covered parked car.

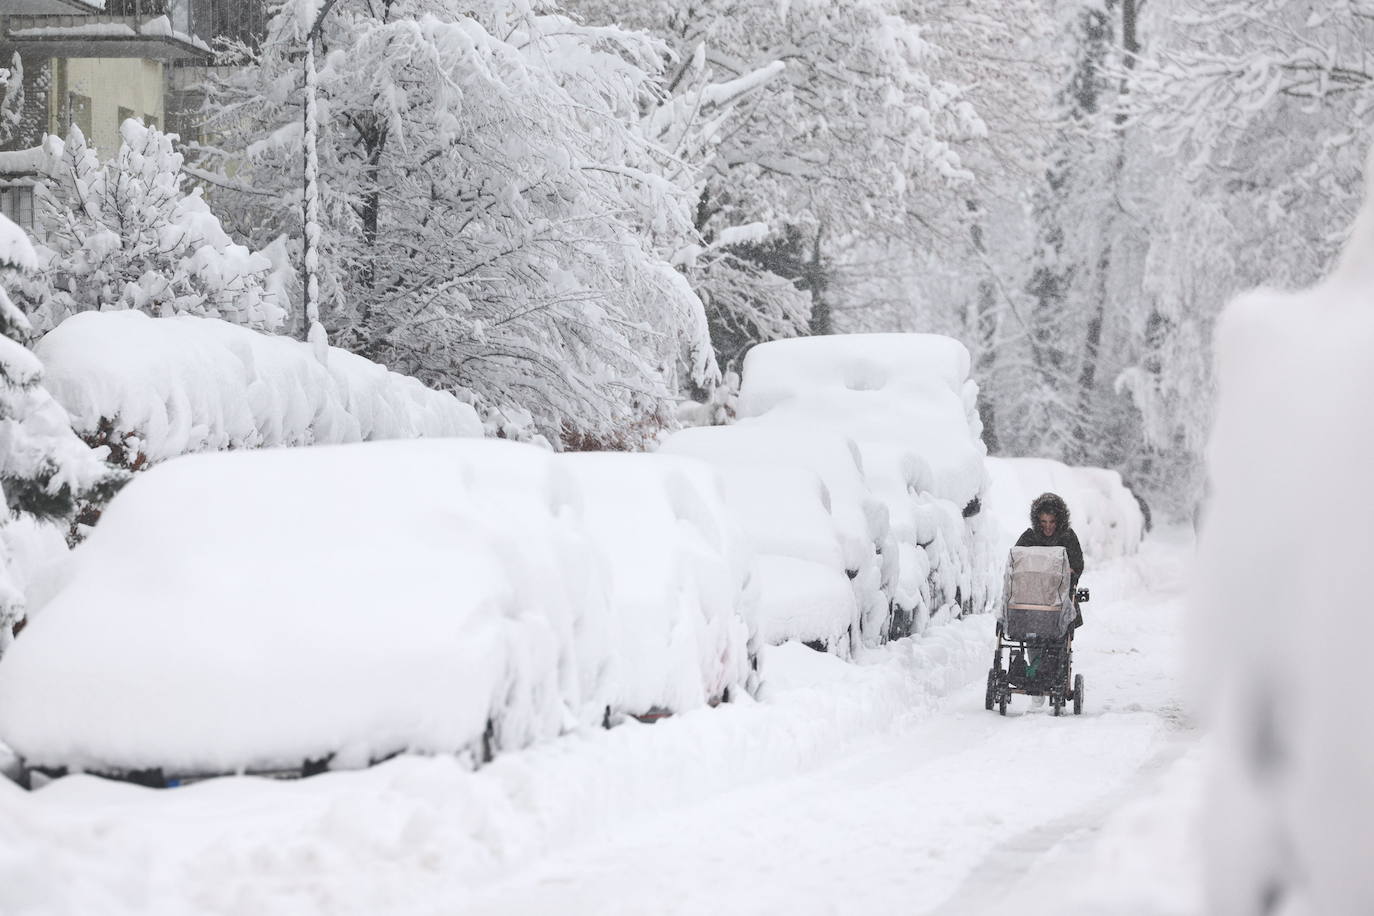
left=661, top=423, right=886, bottom=655
left=555, top=452, right=754, bottom=717
left=0, top=438, right=753, bottom=785
left=734, top=333, right=1000, bottom=635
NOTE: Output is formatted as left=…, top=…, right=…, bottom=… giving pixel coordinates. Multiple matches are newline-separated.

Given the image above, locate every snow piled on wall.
left=0, top=438, right=753, bottom=776
left=1194, top=149, right=1374, bottom=914
left=984, top=456, right=1145, bottom=563
left=35, top=311, right=481, bottom=463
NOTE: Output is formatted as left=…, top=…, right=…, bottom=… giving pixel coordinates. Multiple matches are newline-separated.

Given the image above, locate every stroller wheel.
left=1073, top=674, right=1084, bottom=715
left=985, top=669, right=997, bottom=711
left=998, top=690, right=1008, bottom=716
left=1052, top=694, right=1062, bottom=717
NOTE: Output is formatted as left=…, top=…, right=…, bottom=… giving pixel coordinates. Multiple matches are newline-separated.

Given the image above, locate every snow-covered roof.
left=0, top=148, right=49, bottom=178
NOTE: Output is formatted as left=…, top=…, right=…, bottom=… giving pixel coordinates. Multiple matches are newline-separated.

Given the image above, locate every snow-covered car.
left=734, top=333, right=1000, bottom=633
left=984, top=456, right=1146, bottom=562
left=661, top=423, right=885, bottom=654
left=0, top=438, right=753, bottom=785
left=554, top=451, right=753, bottom=717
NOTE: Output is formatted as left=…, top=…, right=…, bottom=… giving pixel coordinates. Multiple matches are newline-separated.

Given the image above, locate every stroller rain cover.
left=1001, top=546, right=1075, bottom=640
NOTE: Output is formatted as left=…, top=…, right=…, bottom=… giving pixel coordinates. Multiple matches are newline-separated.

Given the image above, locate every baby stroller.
left=985, top=546, right=1088, bottom=716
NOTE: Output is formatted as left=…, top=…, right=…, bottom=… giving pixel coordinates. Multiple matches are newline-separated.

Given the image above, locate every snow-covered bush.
left=0, top=215, right=122, bottom=650
left=35, top=310, right=481, bottom=469
left=18, top=123, right=289, bottom=334
left=735, top=333, right=998, bottom=635
left=0, top=438, right=754, bottom=778
left=204, top=0, right=717, bottom=448
left=1192, top=149, right=1374, bottom=916
left=661, top=423, right=883, bottom=655
left=983, top=457, right=1145, bottom=563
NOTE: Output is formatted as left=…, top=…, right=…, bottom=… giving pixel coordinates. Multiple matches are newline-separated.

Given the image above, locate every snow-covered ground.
left=0, top=528, right=1202, bottom=915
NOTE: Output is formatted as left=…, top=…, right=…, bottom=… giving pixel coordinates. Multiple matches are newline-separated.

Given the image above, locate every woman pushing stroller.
left=985, top=491, right=1089, bottom=716
left=1016, top=492, right=1084, bottom=630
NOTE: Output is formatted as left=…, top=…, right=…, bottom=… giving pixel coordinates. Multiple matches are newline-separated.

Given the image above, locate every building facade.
left=0, top=0, right=266, bottom=229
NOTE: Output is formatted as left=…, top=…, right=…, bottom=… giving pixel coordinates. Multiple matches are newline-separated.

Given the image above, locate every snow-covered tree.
left=0, top=54, right=22, bottom=147
left=0, top=215, right=123, bottom=648
left=18, top=121, right=290, bottom=335
left=1098, top=0, right=1374, bottom=514
left=571, top=0, right=988, bottom=363
left=202, top=0, right=718, bottom=448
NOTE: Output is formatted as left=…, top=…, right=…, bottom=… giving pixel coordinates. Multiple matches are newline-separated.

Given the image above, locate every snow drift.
left=1194, top=148, right=1374, bottom=914
left=35, top=310, right=482, bottom=465
left=0, top=439, right=753, bottom=777
left=984, top=456, right=1145, bottom=563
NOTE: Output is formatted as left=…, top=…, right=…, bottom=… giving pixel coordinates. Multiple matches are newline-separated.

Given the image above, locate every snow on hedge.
left=660, top=423, right=882, bottom=654
left=35, top=310, right=481, bottom=464
left=1194, top=153, right=1374, bottom=915
left=984, top=457, right=1145, bottom=563
left=733, top=333, right=997, bottom=637
left=0, top=438, right=753, bottom=777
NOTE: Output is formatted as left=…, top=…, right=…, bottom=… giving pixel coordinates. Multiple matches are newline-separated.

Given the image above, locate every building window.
left=67, top=92, right=92, bottom=141
left=0, top=184, right=36, bottom=232
left=118, top=106, right=135, bottom=131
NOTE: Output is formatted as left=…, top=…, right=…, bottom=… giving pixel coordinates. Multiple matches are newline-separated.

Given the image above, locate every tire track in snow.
left=927, top=720, right=1196, bottom=915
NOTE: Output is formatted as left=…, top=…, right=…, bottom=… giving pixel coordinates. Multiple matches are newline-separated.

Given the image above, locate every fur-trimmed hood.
left=1029, top=492, right=1071, bottom=531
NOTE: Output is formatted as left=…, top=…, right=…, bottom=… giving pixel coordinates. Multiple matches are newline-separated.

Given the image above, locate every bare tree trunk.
left=965, top=199, right=1000, bottom=452
left=1073, top=0, right=1138, bottom=458
left=807, top=225, right=830, bottom=335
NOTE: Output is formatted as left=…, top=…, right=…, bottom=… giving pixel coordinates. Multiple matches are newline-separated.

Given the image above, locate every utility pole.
left=301, top=0, right=342, bottom=347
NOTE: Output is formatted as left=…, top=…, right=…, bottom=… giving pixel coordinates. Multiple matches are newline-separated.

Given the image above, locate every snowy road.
left=0, top=531, right=1202, bottom=915
left=455, top=531, right=1202, bottom=916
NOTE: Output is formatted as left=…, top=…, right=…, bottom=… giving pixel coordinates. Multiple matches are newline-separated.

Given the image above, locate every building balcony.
left=5, top=0, right=106, bottom=14
left=1, top=0, right=211, bottom=62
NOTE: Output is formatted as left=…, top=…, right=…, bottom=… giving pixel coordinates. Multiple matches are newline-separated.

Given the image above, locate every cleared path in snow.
left=0, top=531, right=1201, bottom=916
left=452, top=530, right=1200, bottom=915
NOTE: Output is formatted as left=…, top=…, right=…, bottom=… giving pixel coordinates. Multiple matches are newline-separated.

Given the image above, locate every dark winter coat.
left=1015, top=492, right=1084, bottom=589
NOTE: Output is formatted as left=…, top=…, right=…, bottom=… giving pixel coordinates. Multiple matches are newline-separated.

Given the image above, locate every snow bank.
left=0, top=612, right=996, bottom=915
left=0, top=439, right=752, bottom=777
left=984, top=457, right=1145, bottom=563
left=732, top=333, right=996, bottom=639
left=1193, top=151, right=1374, bottom=914
left=35, top=311, right=481, bottom=464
